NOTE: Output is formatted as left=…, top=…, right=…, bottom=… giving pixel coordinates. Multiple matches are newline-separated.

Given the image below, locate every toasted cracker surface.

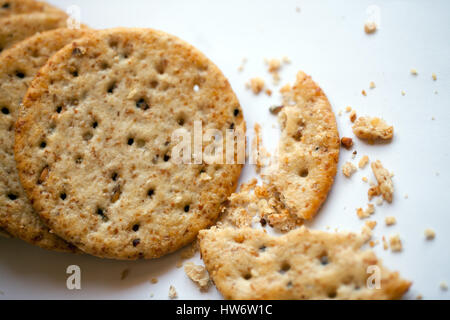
left=0, top=28, right=90, bottom=252
left=264, top=71, right=339, bottom=220
left=15, top=28, right=244, bottom=259
left=0, top=12, right=68, bottom=53
left=199, top=227, right=411, bottom=300
left=0, top=0, right=63, bottom=18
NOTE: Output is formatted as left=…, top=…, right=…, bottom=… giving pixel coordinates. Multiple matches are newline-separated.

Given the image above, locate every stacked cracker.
left=1, top=1, right=244, bottom=259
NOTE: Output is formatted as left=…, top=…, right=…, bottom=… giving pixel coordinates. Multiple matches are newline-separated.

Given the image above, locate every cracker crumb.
left=352, top=150, right=357, bottom=159
left=385, top=216, right=396, bottom=226
left=440, top=282, right=448, bottom=291
left=340, top=137, right=353, bottom=150
left=362, top=176, right=368, bottom=182
left=382, top=236, right=389, bottom=250
left=282, top=56, right=291, bottom=64
left=121, top=268, right=130, bottom=280
left=401, top=90, right=406, bottom=96
left=184, top=262, right=211, bottom=291
left=168, top=285, right=178, bottom=299
left=404, top=193, right=408, bottom=199
left=389, top=234, right=403, bottom=252
left=369, top=81, right=376, bottom=89
left=365, top=220, right=377, bottom=230
left=361, top=90, right=367, bottom=96
left=342, top=162, right=357, bottom=178
left=265, top=88, right=272, bottom=96
left=338, top=110, right=342, bottom=116
left=432, top=73, right=437, bottom=81
left=356, top=204, right=375, bottom=219
left=176, top=260, right=183, bottom=268
left=237, top=57, right=247, bottom=72
left=247, top=77, right=265, bottom=94
left=371, top=160, right=394, bottom=203
left=410, top=68, right=418, bottom=75
left=358, top=155, right=369, bottom=169
left=375, top=197, right=384, bottom=206
left=345, top=106, right=352, bottom=113
left=352, top=117, right=394, bottom=141
left=150, top=277, right=158, bottom=284
left=295, top=6, right=301, bottom=13
left=424, top=228, right=436, bottom=240
left=349, top=110, right=357, bottom=122
left=416, top=294, right=423, bottom=300
left=364, top=21, right=377, bottom=34
left=269, top=105, right=284, bottom=115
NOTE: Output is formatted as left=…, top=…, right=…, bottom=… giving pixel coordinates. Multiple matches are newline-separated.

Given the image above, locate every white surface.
left=1, top=0, right=449, bottom=300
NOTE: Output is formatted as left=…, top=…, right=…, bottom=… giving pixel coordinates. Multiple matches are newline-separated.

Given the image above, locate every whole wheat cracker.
left=0, top=12, right=68, bottom=53
left=0, top=0, right=63, bottom=18
left=15, top=28, right=245, bottom=259
left=0, top=28, right=91, bottom=252
left=199, top=227, right=411, bottom=300
left=263, top=71, right=339, bottom=220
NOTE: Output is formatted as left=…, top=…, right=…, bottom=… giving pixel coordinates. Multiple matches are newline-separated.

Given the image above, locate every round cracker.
left=0, top=28, right=91, bottom=252
left=264, top=71, right=339, bottom=221
left=15, top=28, right=245, bottom=260
left=0, top=11, right=68, bottom=53
left=0, top=0, right=64, bottom=18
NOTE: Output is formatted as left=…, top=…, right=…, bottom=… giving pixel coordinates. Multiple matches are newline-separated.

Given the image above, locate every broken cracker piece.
left=371, top=160, right=394, bottom=203
left=342, top=162, right=357, bottom=178
left=341, top=137, right=353, bottom=150
left=358, top=155, right=369, bottom=169
left=352, top=117, right=394, bottom=141
left=184, top=262, right=211, bottom=291
left=199, top=227, right=411, bottom=300
left=424, top=228, right=436, bottom=240
left=247, top=77, right=265, bottom=94
left=385, top=216, right=396, bottom=226
left=364, top=21, right=377, bottom=34
left=389, top=234, right=403, bottom=252
left=168, top=285, right=178, bottom=299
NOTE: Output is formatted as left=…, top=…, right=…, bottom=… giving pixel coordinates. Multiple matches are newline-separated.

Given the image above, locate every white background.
left=0, top=0, right=449, bottom=300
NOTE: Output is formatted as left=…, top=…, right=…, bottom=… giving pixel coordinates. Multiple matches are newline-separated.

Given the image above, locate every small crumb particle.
left=340, top=137, right=353, bottom=150
left=376, top=197, right=383, bottom=206
left=416, top=294, right=423, bottom=300
left=401, top=90, right=406, bottom=96
left=168, top=285, right=178, bottom=299
left=176, top=260, right=183, bottom=268
left=356, top=204, right=375, bottom=219
left=385, top=216, right=396, bottom=226
left=369, top=81, right=376, bottom=89
left=342, top=161, right=357, bottom=178
left=361, top=90, right=367, bottom=96
left=362, top=176, right=368, bottom=182
left=365, top=220, right=377, bottom=230
left=121, top=268, right=130, bottom=280
left=338, top=110, right=342, bottom=116
left=349, top=110, right=357, bottom=122
left=282, top=56, right=291, bottom=64
left=440, top=282, right=448, bottom=291
left=247, top=77, right=265, bottom=94
left=404, top=194, right=408, bottom=199
left=410, top=68, right=418, bottom=76
left=269, top=105, right=283, bottom=115
left=237, top=57, right=247, bottom=72
left=266, top=58, right=281, bottom=73
left=382, top=236, right=388, bottom=250
left=364, top=21, right=377, bottom=34
left=358, top=155, right=369, bottom=169
left=431, top=116, right=435, bottom=121
left=345, top=106, right=352, bottom=113
left=424, top=228, right=436, bottom=240
left=352, top=150, right=357, bottom=159
left=389, top=234, right=403, bottom=252
left=150, top=277, right=158, bottom=284
left=265, top=88, right=272, bottom=96
left=295, top=6, right=301, bottom=13
left=432, top=73, right=437, bottom=81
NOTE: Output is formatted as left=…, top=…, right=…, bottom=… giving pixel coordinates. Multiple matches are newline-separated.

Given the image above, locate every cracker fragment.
left=184, top=262, right=210, bottom=291
left=410, top=68, right=418, bottom=75
left=424, top=228, right=435, bottom=240
left=432, top=73, right=437, bottom=81
left=385, top=216, right=396, bottom=226
left=342, top=162, right=357, bottom=178
left=352, top=117, right=394, bottom=141
left=199, top=227, right=411, bottom=300
left=358, top=155, right=369, bottom=169
left=356, top=204, right=375, bottom=219
left=364, top=21, right=377, bottom=34
left=371, top=160, right=394, bottom=203
left=349, top=110, right=357, bottom=122
left=440, top=282, right=448, bottom=291
left=247, top=77, right=265, bottom=94
left=389, top=234, right=403, bottom=252
left=168, top=285, right=178, bottom=299
left=341, top=137, right=353, bottom=149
